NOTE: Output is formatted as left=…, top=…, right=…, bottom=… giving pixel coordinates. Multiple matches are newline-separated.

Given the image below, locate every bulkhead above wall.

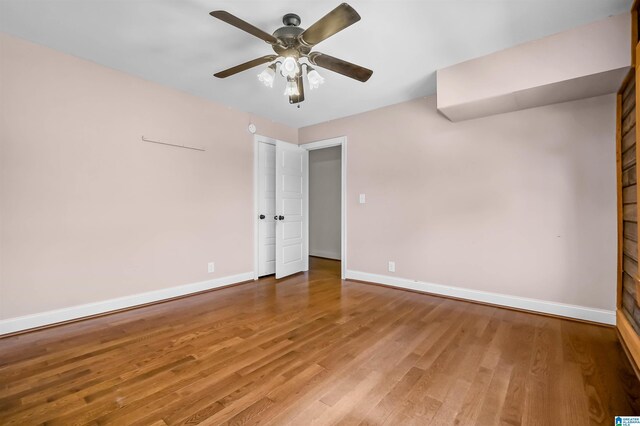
left=437, top=13, right=631, bottom=121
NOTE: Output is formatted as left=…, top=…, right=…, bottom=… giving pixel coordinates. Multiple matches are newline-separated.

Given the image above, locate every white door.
left=257, top=142, right=276, bottom=276
left=275, top=140, right=308, bottom=278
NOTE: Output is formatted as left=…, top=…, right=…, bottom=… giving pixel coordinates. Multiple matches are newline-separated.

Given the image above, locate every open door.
left=275, top=140, right=308, bottom=278
left=257, top=141, right=276, bottom=277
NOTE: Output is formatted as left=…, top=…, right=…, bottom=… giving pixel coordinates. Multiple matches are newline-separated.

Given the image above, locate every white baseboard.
left=309, top=249, right=341, bottom=260
left=345, top=270, right=616, bottom=325
left=2, top=269, right=615, bottom=335
left=0, top=272, right=254, bottom=336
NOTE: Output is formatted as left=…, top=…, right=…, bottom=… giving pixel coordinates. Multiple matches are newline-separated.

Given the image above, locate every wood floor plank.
left=0, top=258, right=637, bottom=425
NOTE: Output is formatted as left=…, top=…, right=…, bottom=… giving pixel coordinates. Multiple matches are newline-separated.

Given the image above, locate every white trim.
left=300, top=136, right=347, bottom=280
left=303, top=148, right=309, bottom=271
left=341, top=140, right=347, bottom=280
left=345, top=270, right=616, bottom=325
left=300, top=137, right=344, bottom=150
left=0, top=272, right=254, bottom=335
left=253, top=136, right=259, bottom=280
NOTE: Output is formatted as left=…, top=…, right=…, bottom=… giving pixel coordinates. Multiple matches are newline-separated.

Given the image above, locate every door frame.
left=253, top=134, right=277, bottom=280
left=254, top=135, right=347, bottom=280
left=299, top=136, right=347, bottom=280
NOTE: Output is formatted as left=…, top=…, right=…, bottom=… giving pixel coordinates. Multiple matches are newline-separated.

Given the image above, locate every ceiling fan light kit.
left=284, top=78, right=300, bottom=97
left=210, top=3, right=373, bottom=105
left=280, top=57, right=299, bottom=78
left=306, top=67, right=325, bottom=90
left=257, top=64, right=276, bottom=87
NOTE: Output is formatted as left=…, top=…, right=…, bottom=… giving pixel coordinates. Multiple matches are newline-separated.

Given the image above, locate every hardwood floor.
left=0, top=257, right=638, bottom=425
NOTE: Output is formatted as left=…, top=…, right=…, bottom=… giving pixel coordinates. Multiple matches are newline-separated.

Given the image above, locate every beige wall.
left=0, top=31, right=618, bottom=323
left=300, top=94, right=617, bottom=311
left=0, top=33, right=296, bottom=320
left=309, top=146, right=341, bottom=260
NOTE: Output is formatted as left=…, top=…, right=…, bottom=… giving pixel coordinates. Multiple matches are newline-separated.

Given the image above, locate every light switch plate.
left=359, top=194, right=366, bottom=204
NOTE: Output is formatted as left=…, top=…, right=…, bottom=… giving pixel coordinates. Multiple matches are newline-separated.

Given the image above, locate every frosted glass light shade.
left=257, top=65, right=276, bottom=87
left=281, top=57, right=299, bottom=78
left=307, top=69, right=325, bottom=89
left=283, top=79, right=299, bottom=97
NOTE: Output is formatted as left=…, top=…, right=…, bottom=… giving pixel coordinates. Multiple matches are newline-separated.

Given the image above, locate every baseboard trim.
left=309, top=250, right=341, bottom=260
left=345, top=270, right=616, bottom=325
left=0, top=272, right=254, bottom=336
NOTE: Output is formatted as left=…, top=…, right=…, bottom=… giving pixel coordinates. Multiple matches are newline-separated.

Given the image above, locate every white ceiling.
left=0, top=0, right=632, bottom=128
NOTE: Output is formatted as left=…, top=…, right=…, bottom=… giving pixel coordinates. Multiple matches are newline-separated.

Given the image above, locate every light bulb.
left=307, top=68, right=325, bottom=90
left=257, top=64, right=276, bottom=87
left=283, top=79, right=299, bottom=97
left=280, top=57, right=299, bottom=78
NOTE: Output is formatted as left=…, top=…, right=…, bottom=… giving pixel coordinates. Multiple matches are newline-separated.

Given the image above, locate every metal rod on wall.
left=141, top=136, right=205, bottom=152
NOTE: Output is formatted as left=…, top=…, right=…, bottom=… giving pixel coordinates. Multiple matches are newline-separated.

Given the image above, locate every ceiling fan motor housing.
left=272, top=15, right=309, bottom=56
left=282, top=13, right=301, bottom=27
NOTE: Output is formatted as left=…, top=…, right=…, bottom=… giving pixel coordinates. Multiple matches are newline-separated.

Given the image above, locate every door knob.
left=274, top=215, right=279, bottom=220
left=278, top=215, right=285, bottom=220
left=259, top=214, right=265, bottom=219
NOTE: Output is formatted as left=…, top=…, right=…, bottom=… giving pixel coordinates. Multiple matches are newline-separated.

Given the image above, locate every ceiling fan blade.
left=309, top=52, right=372, bottom=82
left=214, top=55, right=277, bottom=78
left=210, top=10, right=280, bottom=45
left=299, top=3, right=361, bottom=46
left=289, top=75, right=305, bottom=104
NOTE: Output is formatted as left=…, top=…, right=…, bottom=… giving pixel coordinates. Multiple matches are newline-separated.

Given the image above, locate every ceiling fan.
left=210, top=3, right=373, bottom=105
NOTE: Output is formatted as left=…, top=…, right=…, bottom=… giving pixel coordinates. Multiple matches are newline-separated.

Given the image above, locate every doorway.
left=308, top=145, right=342, bottom=269
left=300, top=137, right=347, bottom=279
left=254, top=135, right=347, bottom=280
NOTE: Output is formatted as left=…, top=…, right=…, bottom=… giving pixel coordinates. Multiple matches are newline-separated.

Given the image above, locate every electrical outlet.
left=388, top=261, right=395, bottom=273
left=208, top=262, right=215, bottom=273
left=359, top=194, right=366, bottom=204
